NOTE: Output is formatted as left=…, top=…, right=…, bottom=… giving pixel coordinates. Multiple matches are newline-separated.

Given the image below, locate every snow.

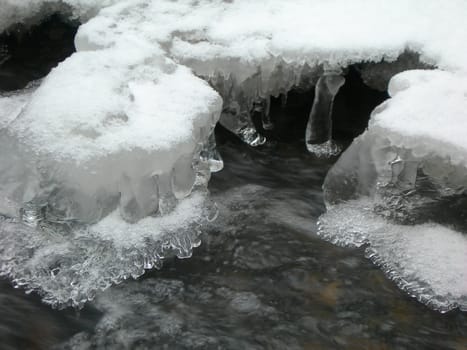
left=11, top=50, right=220, bottom=161
left=373, top=70, right=467, bottom=167
left=1, top=0, right=467, bottom=309
left=320, top=69, right=467, bottom=310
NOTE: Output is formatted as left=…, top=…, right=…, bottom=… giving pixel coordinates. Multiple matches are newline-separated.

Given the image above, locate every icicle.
left=119, top=174, right=159, bottom=223
left=200, top=131, right=223, bottom=172
left=253, top=97, right=273, bottom=131
left=390, top=155, right=419, bottom=190
left=305, top=67, right=345, bottom=157
left=171, top=155, right=196, bottom=199
left=219, top=101, right=266, bottom=147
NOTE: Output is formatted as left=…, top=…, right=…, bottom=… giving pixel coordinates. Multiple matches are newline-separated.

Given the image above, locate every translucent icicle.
left=253, top=97, right=273, bottom=131
left=200, top=131, right=223, bottom=172
left=171, top=155, right=196, bottom=199
left=390, top=155, right=419, bottom=190
left=119, top=174, right=159, bottom=223
left=219, top=101, right=266, bottom=147
left=306, top=68, right=345, bottom=157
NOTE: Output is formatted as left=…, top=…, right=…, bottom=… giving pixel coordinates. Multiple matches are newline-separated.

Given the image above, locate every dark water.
left=1, top=134, right=466, bottom=350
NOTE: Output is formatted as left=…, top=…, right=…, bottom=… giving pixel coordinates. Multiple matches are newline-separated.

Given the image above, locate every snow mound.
left=320, top=70, right=467, bottom=312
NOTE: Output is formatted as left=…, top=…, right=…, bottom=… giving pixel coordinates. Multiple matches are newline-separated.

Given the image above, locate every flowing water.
left=1, top=133, right=466, bottom=350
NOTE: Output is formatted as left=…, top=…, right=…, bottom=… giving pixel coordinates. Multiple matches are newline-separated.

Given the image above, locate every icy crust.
left=318, top=200, right=467, bottom=313
left=0, top=193, right=211, bottom=308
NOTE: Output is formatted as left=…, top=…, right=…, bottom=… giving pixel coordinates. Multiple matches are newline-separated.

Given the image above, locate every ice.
left=4, top=0, right=467, bottom=149
left=0, top=6, right=222, bottom=305
left=69, top=0, right=467, bottom=146
left=2, top=0, right=467, bottom=309
left=319, top=201, right=467, bottom=312
left=0, top=193, right=209, bottom=308
left=0, top=47, right=221, bottom=223
left=0, top=48, right=222, bottom=306
left=306, top=68, right=345, bottom=157
left=320, top=69, right=467, bottom=311
left=200, top=131, right=224, bottom=173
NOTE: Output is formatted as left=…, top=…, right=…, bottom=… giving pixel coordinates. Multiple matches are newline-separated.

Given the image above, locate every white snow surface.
left=10, top=50, right=220, bottom=162
left=72, top=0, right=467, bottom=71
left=371, top=69, right=467, bottom=167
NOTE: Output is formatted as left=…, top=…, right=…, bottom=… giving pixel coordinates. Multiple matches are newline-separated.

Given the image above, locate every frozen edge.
left=0, top=192, right=215, bottom=309
left=317, top=203, right=467, bottom=313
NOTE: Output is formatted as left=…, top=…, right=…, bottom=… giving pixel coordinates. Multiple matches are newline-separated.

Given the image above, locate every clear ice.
left=306, top=68, right=345, bottom=157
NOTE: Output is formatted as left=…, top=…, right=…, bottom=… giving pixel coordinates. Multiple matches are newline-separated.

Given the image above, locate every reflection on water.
left=1, top=132, right=467, bottom=349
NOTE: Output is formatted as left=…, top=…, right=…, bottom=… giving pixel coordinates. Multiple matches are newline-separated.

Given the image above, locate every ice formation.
left=0, top=0, right=222, bottom=307
left=319, top=70, right=467, bottom=312
left=73, top=0, right=467, bottom=152
left=1, top=0, right=467, bottom=309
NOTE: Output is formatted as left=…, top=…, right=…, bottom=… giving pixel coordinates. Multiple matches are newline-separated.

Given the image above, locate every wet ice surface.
left=1, top=135, right=466, bottom=349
